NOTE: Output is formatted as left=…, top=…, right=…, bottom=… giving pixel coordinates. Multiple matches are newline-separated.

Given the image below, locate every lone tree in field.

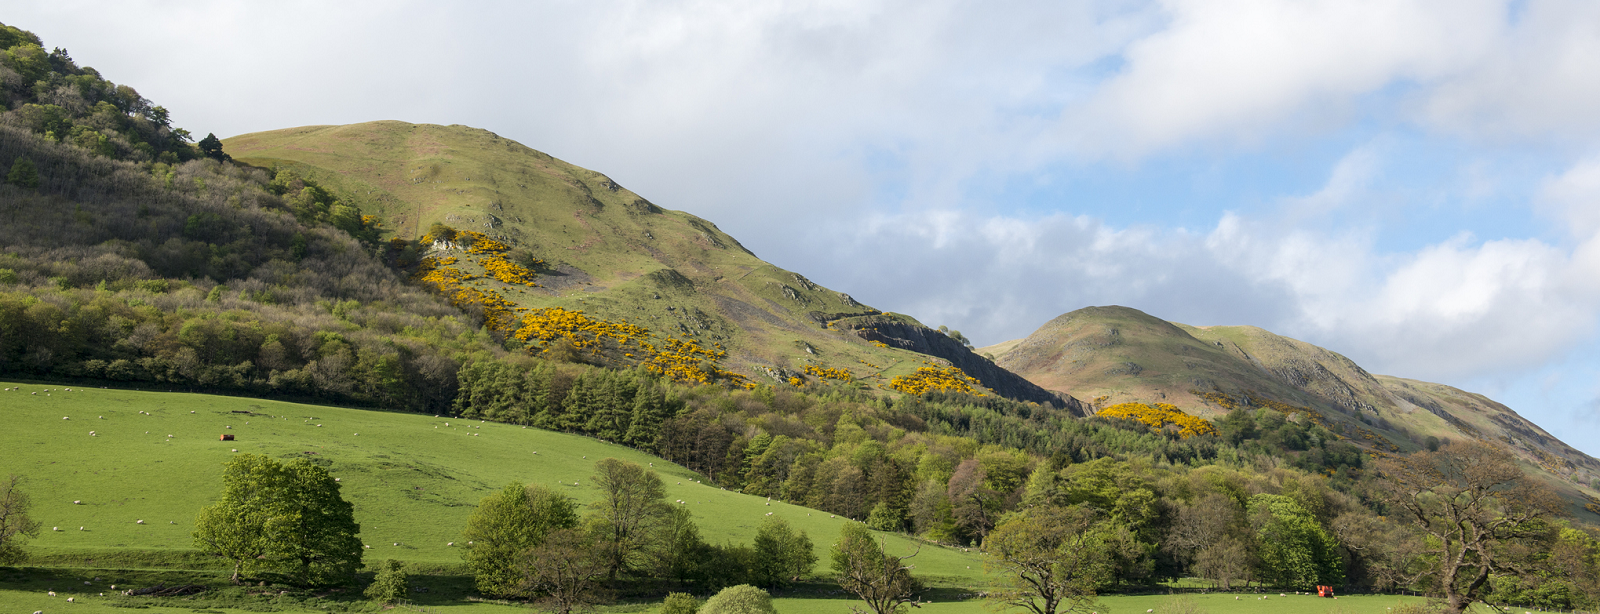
left=1375, top=441, right=1566, bottom=614
left=461, top=482, right=579, bottom=598
left=984, top=505, right=1111, bottom=614
left=831, top=522, right=924, bottom=614
left=589, top=458, right=671, bottom=580
left=0, top=474, right=41, bottom=565
left=193, top=454, right=363, bottom=585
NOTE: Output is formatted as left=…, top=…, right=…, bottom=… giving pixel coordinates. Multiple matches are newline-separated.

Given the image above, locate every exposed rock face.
left=837, top=315, right=1083, bottom=412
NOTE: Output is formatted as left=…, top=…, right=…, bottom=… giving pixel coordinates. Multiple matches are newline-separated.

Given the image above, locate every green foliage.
left=660, top=592, right=702, bottom=614
left=0, top=474, right=41, bottom=565
left=6, top=157, right=38, bottom=188
left=751, top=516, right=817, bottom=588
left=364, top=559, right=409, bottom=603
left=1246, top=494, right=1342, bottom=588
left=700, top=585, right=777, bottom=614
left=197, top=133, right=229, bottom=161
left=460, top=482, right=578, bottom=598
left=984, top=504, right=1111, bottom=614
left=831, top=522, right=923, bottom=614
left=588, top=457, right=671, bottom=580
left=192, top=454, right=363, bottom=586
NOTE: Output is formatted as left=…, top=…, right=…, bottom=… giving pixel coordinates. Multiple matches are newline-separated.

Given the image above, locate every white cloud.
left=1067, top=0, right=1503, bottom=157
left=1417, top=0, right=1600, bottom=141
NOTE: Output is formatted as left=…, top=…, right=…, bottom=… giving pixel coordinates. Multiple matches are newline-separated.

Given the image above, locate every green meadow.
left=0, top=381, right=1531, bottom=614
left=0, top=381, right=984, bottom=606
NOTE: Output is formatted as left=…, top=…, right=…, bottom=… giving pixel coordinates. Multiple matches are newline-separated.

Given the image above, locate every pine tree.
left=198, top=133, right=230, bottom=161
left=623, top=382, right=666, bottom=450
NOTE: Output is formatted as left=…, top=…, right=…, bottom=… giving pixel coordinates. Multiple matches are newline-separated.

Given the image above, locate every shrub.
left=660, top=592, right=701, bottom=614
left=364, top=559, right=409, bottom=604
left=699, top=585, right=777, bottom=614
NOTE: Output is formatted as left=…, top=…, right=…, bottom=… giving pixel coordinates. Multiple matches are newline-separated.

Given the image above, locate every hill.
left=0, top=379, right=986, bottom=582
left=982, top=305, right=1600, bottom=514
left=224, top=122, right=1064, bottom=406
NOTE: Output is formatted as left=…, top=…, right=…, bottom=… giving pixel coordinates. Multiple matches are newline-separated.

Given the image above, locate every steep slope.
left=225, top=122, right=1060, bottom=404
left=984, top=305, right=1600, bottom=512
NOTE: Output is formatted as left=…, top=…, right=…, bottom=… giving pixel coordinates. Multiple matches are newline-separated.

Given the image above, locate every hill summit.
left=225, top=122, right=1063, bottom=404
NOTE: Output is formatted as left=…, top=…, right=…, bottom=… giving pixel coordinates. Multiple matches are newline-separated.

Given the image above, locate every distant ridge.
left=983, top=305, right=1600, bottom=512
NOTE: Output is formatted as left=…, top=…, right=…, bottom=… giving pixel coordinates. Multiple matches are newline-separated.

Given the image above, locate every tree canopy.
left=192, top=454, right=362, bottom=585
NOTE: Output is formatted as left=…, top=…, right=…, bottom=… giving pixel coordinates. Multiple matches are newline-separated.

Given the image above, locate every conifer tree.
left=198, top=133, right=230, bottom=161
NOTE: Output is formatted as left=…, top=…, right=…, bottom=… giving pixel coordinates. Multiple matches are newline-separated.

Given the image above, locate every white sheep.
left=73, top=500, right=80, bottom=504
left=48, top=591, right=56, bottom=596
left=63, top=416, right=69, bottom=420
left=136, top=519, right=145, bottom=524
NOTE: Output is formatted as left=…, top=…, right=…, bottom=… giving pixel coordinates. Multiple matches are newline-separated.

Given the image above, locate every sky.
left=10, top=0, right=1600, bottom=456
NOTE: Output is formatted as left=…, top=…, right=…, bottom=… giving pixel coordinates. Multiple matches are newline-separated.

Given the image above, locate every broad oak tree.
left=984, top=505, right=1111, bottom=614
left=193, top=454, right=362, bottom=586
left=1375, top=441, right=1565, bottom=614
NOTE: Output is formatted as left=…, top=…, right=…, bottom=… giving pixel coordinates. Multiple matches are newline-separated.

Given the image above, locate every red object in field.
left=220, top=434, right=235, bottom=441
left=1317, top=585, right=1333, bottom=597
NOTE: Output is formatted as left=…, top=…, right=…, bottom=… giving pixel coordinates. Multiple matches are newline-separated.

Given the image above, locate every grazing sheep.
left=73, top=500, right=80, bottom=504
left=48, top=591, right=56, bottom=596
left=136, top=519, right=145, bottom=524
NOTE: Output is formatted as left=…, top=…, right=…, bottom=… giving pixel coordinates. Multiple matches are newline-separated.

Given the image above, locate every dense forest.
left=3, top=19, right=1599, bottom=614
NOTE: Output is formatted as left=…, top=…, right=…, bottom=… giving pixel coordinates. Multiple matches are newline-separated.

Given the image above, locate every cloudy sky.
left=14, top=0, right=1600, bottom=455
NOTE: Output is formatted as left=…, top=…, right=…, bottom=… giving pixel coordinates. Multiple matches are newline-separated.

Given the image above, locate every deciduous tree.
left=521, top=528, right=607, bottom=614
left=193, top=455, right=362, bottom=586
left=832, top=522, right=923, bottom=614
left=1375, top=441, right=1566, bottom=614
left=0, top=474, right=41, bottom=565
left=589, top=458, right=671, bottom=580
left=461, top=482, right=579, bottom=597
left=752, top=515, right=817, bottom=588
left=984, top=505, right=1111, bottom=614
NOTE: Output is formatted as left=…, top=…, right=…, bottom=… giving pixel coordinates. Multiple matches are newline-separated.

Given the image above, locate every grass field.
left=0, top=381, right=984, bottom=574
left=2, top=381, right=1556, bottom=614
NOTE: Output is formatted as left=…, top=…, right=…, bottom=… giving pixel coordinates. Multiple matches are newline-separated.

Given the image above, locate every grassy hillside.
left=223, top=122, right=1056, bottom=403
left=0, top=380, right=987, bottom=582
left=982, top=305, right=1600, bottom=517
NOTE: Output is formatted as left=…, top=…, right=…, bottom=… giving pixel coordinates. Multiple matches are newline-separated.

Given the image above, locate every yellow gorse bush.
left=1097, top=402, right=1217, bottom=438
left=413, top=256, right=525, bottom=332
left=887, top=365, right=984, bottom=396
left=511, top=307, right=751, bottom=388
left=804, top=365, right=854, bottom=382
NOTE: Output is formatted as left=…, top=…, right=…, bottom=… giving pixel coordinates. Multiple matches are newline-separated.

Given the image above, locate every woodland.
left=0, top=19, right=1598, bottom=614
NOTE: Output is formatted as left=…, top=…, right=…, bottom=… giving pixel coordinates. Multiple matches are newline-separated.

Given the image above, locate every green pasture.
left=0, top=381, right=983, bottom=579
